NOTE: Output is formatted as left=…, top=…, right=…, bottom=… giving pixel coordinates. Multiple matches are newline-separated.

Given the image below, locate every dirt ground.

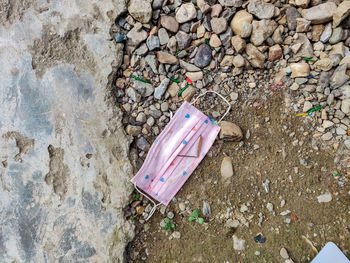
left=125, top=86, right=350, bottom=263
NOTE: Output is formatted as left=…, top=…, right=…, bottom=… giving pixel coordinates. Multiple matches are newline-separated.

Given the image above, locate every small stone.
left=197, top=0, right=211, bottom=14
left=158, top=28, right=169, bottom=45
left=209, top=34, right=222, bottom=48
left=303, top=101, right=313, bottom=112
left=233, top=55, right=245, bottom=68
left=231, top=36, right=246, bottom=53
left=230, top=10, right=253, bottom=36
left=175, top=3, right=197, bottom=23
left=147, top=117, right=155, bottom=127
left=294, top=33, right=313, bottom=58
left=160, top=16, right=179, bottom=33
left=321, top=132, right=332, bottom=141
left=128, top=0, right=152, bottom=24
left=181, top=86, right=196, bottom=101
left=171, top=231, right=181, bottom=239
left=341, top=99, right=350, bottom=114
left=179, top=202, right=186, bottom=211
left=136, top=206, right=144, bottom=215
left=176, top=31, right=192, bottom=50
left=250, top=19, right=277, bottom=46
left=219, top=121, right=243, bottom=141
left=331, top=64, right=349, bottom=89
left=226, top=219, right=240, bottom=228
left=317, top=193, right=332, bottom=203
left=186, top=71, right=203, bottom=81
left=272, top=25, right=284, bottom=44
left=301, top=2, right=337, bottom=24
left=296, top=18, right=311, bottom=33
left=167, top=211, right=174, bottom=219
left=137, top=137, right=150, bottom=151
left=211, top=17, right=228, bottom=34
left=161, top=102, right=169, bottom=112
left=280, top=248, right=289, bottom=259
left=194, top=44, right=213, bottom=68
left=329, top=27, right=343, bottom=45
left=344, top=139, right=350, bottom=150
left=132, top=79, right=153, bottom=97
left=290, top=83, right=299, bottom=91
left=154, top=78, right=170, bottom=100
left=312, top=24, right=325, bottom=42
left=268, top=44, right=282, bottom=61
left=247, top=0, right=275, bottom=20
left=241, top=23, right=253, bottom=38
left=152, top=0, right=164, bottom=9
left=233, top=235, right=245, bottom=250
left=314, top=58, right=333, bottom=71
left=221, top=157, right=234, bottom=179
left=219, top=0, right=242, bottom=7
left=246, top=44, right=265, bottom=68
left=320, top=23, right=332, bottom=43
left=136, top=112, right=147, bottom=123
left=126, top=125, right=142, bottom=136
left=290, top=63, right=310, bottom=78
left=146, top=35, right=160, bottom=51
left=202, top=201, right=211, bottom=217
left=127, top=23, right=148, bottom=48
left=266, top=203, right=274, bottom=212
left=114, top=33, right=127, bottom=43
left=180, top=60, right=200, bottom=71
left=210, top=4, right=222, bottom=17
left=295, top=0, right=310, bottom=8
left=157, top=51, right=178, bottom=64
left=220, top=55, right=234, bottom=67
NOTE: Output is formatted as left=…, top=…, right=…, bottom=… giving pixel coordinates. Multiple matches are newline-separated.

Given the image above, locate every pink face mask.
left=131, top=91, right=230, bottom=219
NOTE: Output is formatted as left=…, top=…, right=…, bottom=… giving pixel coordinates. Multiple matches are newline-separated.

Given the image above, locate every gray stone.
left=233, top=235, right=245, bottom=250
left=329, top=27, right=343, bottom=45
left=336, top=127, right=346, bottom=135
left=145, top=54, right=159, bottom=74
left=250, top=19, right=277, bottom=46
left=158, top=28, right=169, bottom=45
left=219, top=0, right=242, bottom=7
left=317, top=193, right=332, bottom=203
left=211, top=17, right=228, bottom=34
left=175, top=3, right=197, bottom=23
left=146, top=35, right=160, bottom=51
left=286, top=7, right=301, bottom=31
left=128, top=0, right=152, bottom=24
left=321, top=132, right=333, bottom=141
left=152, top=0, right=164, bottom=9
left=280, top=248, right=289, bottom=259
left=241, top=23, right=253, bottom=38
left=331, top=64, right=349, bottom=89
left=175, top=31, right=192, bottom=50
left=160, top=16, right=179, bottom=33
left=194, top=44, right=213, bottom=68
left=135, top=43, right=149, bottom=55
left=154, top=78, right=170, bottom=99
left=246, top=43, right=266, bottom=68
left=344, top=139, right=350, bottom=149
left=137, top=137, right=150, bottom=151
left=132, top=79, right=153, bottom=97
left=127, top=22, right=148, bottom=48
left=341, top=99, right=350, bottom=114
left=320, top=23, right=332, bottom=43
left=247, top=0, right=275, bottom=19
left=221, top=157, right=234, bottom=178
left=333, top=1, right=350, bottom=28
left=301, top=2, right=337, bottom=24
left=0, top=0, right=133, bottom=261
left=294, top=33, right=314, bottom=58
left=180, top=60, right=200, bottom=71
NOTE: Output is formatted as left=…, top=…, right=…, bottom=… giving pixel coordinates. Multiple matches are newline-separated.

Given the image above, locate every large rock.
left=331, top=64, right=349, bottom=88
left=194, top=44, right=213, bottom=68
left=293, top=33, right=314, bottom=58
left=301, top=2, right=337, bottom=24
left=314, top=58, right=333, bottom=71
left=219, top=121, right=243, bottom=141
left=247, top=0, right=275, bottom=19
left=0, top=0, right=134, bottom=262
left=175, top=31, right=192, bottom=50
left=230, top=10, right=253, bottom=36
left=175, top=3, right=197, bottom=23
left=160, top=16, right=179, bottom=33
left=180, top=60, right=201, bottom=71
left=128, top=0, right=152, bottom=24
left=250, top=19, right=277, bottom=46
left=246, top=44, right=265, bottom=68
left=127, top=22, right=148, bottom=49
left=333, top=1, right=350, bottom=28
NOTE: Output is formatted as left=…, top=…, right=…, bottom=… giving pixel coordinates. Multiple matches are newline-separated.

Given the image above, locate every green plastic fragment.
left=205, top=38, right=215, bottom=50
left=197, top=218, right=204, bottom=224
left=307, top=105, right=322, bottom=114
left=175, top=49, right=183, bottom=56
left=301, top=57, right=315, bottom=63
left=170, top=77, right=180, bottom=83
left=333, top=171, right=339, bottom=177
left=178, top=85, right=189, bottom=97
left=131, top=75, right=151, bottom=84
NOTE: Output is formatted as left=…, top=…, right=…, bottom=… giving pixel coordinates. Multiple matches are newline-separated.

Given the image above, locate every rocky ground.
left=114, top=0, right=350, bottom=262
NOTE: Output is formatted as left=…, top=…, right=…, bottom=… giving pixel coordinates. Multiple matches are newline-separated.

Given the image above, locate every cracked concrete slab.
left=0, top=0, right=133, bottom=262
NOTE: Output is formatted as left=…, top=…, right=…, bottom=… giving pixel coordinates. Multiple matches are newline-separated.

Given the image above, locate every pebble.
left=178, top=202, right=186, bottom=211
left=290, top=63, right=310, bottom=78
left=160, top=16, right=179, bottom=33
left=247, top=0, right=275, bottom=20
left=266, top=203, right=274, bottom=212
left=167, top=211, right=174, bottom=219
left=329, top=27, right=343, bottom=44
left=158, top=28, right=169, bottom=45
left=280, top=248, right=289, bottom=259
left=317, top=193, right=332, bottom=203
left=301, top=2, right=337, bottom=24
left=211, top=17, right=227, bottom=34
left=321, top=132, right=333, bottom=141
left=194, top=44, right=213, bottom=68
left=219, top=121, right=243, bottom=141
left=156, top=51, right=178, bottom=64
left=221, top=157, right=234, bottom=179
left=230, top=10, right=253, bottom=36
left=202, top=201, right=211, bottom=217
left=175, top=3, right=197, bottom=23
left=154, top=78, right=170, bottom=99
left=171, top=231, right=181, bottom=239
left=233, top=235, right=245, bottom=250
left=128, top=0, right=152, bottom=24
left=146, top=35, right=160, bottom=51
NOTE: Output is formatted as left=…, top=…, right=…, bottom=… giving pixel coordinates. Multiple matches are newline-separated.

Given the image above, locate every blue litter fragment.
left=286, top=72, right=291, bottom=76
left=253, top=234, right=266, bottom=243
left=114, top=33, right=127, bottom=43
left=311, top=242, right=350, bottom=263
left=307, top=75, right=314, bottom=79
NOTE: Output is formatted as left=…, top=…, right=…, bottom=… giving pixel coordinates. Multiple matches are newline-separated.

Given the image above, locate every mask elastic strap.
left=190, top=91, right=231, bottom=123
left=133, top=182, right=161, bottom=221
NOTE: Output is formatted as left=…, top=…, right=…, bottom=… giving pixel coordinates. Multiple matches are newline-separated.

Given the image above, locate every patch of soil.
left=126, top=88, right=350, bottom=262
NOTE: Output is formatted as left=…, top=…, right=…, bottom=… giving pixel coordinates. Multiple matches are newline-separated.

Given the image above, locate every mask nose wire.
left=134, top=182, right=161, bottom=221
left=190, top=91, right=231, bottom=123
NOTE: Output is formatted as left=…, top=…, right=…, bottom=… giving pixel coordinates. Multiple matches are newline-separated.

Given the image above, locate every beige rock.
left=180, top=60, right=201, bottom=71
left=156, top=51, right=178, bottom=64
left=167, top=82, right=179, bottom=97
left=211, top=17, right=228, bottom=34
left=268, top=44, right=282, bottom=61
left=247, top=0, right=275, bottom=19
left=340, top=55, right=350, bottom=69
left=314, top=58, right=333, bottom=71
left=190, top=21, right=200, bottom=33
left=209, top=34, right=222, bottom=48
left=128, top=0, right=152, bottom=24
left=181, top=86, right=196, bottom=101
left=329, top=42, right=345, bottom=58
left=290, top=63, right=310, bottom=78
left=211, top=4, right=222, bottom=17
left=272, top=25, right=284, bottom=44
left=197, top=25, right=206, bottom=38
left=296, top=18, right=311, bottom=33
left=280, top=248, right=289, bottom=259
left=219, top=121, right=243, bottom=141
left=333, top=0, right=350, bottom=28
left=233, top=55, right=245, bottom=67
left=231, top=36, right=246, bottom=53
left=185, top=71, right=203, bottom=81
left=250, top=19, right=278, bottom=46
left=160, top=16, right=179, bottom=33
left=221, top=157, right=234, bottom=179
left=295, top=0, right=310, bottom=8
left=312, top=24, right=325, bottom=42
left=246, top=43, right=265, bottom=68
left=301, top=2, right=337, bottom=24
left=197, top=0, right=211, bottom=14
left=230, top=10, right=253, bottom=36
left=167, top=36, right=177, bottom=52
left=220, top=55, right=234, bottom=67
left=176, top=3, right=197, bottom=23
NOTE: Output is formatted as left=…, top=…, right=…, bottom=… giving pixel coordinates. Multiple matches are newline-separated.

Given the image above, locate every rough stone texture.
left=0, top=0, right=133, bottom=262
left=247, top=0, right=275, bottom=20
left=250, top=19, right=277, bottom=46
left=301, top=2, right=337, bottom=24
left=128, top=0, right=152, bottom=24
left=333, top=0, right=350, bottom=28
left=230, top=10, right=253, bottom=36
left=246, top=43, right=266, bottom=68
left=286, top=7, right=301, bottom=31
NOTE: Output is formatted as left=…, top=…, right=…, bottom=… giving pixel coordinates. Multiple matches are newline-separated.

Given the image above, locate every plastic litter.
left=254, top=234, right=266, bottom=243
left=205, top=38, right=215, bottom=51
left=178, top=85, right=189, bottom=97
left=311, top=242, right=350, bottom=263
left=302, top=57, right=315, bottom=63
left=170, top=77, right=180, bottom=83
left=131, top=75, right=151, bottom=84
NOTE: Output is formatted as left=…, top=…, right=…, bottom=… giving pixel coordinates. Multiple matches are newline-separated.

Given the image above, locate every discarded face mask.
left=131, top=91, right=231, bottom=220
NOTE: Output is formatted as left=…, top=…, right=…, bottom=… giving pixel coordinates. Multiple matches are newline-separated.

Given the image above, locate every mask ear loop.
left=190, top=91, right=231, bottom=123
left=133, top=182, right=161, bottom=221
